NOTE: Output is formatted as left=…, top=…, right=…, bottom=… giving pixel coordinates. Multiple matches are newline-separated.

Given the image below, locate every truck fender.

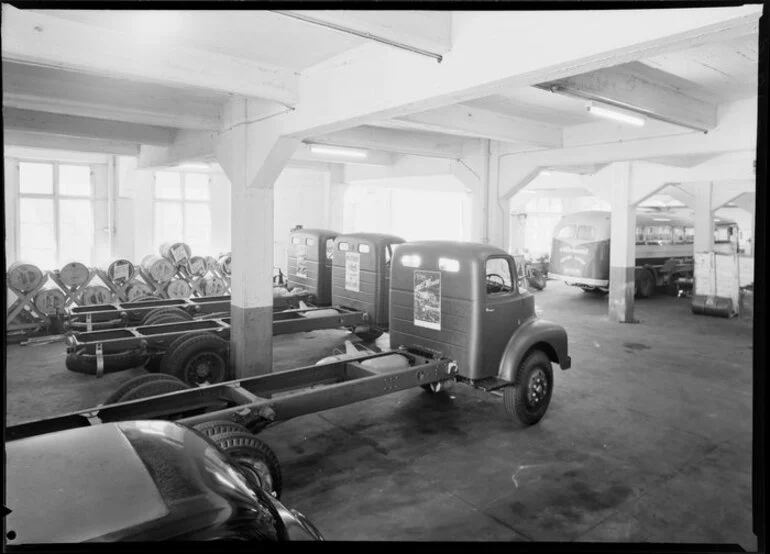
left=497, top=318, right=571, bottom=385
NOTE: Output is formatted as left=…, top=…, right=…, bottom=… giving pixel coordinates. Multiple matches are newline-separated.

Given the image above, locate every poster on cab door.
left=295, top=244, right=308, bottom=278
left=414, top=270, right=441, bottom=330
left=345, top=252, right=361, bottom=292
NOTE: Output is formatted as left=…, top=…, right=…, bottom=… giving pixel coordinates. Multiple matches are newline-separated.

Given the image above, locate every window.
left=556, top=224, right=576, bottom=240
left=673, top=226, right=687, bottom=244
left=635, top=226, right=646, bottom=245
left=485, top=257, right=514, bottom=295
left=291, top=236, right=302, bottom=245
left=326, top=239, right=334, bottom=260
left=338, top=242, right=350, bottom=252
left=684, top=227, right=695, bottom=244
left=154, top=172, right=212, bottom=255
left=358, top=244, right=371, bottom=254
left=306, top=238, right=316, bottom=246
left=18, top=161, right=94, bottom=269
left=576, top=225, right=596, bottom=241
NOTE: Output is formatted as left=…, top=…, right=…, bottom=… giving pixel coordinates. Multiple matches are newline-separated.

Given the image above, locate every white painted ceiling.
left=33, top=10, right=367, bottom=71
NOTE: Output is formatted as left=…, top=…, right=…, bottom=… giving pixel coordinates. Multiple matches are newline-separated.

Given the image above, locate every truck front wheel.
left=503, top=350, right=553, bottom=427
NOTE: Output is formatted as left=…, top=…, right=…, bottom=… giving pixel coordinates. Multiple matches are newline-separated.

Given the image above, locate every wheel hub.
left=527, top=369, right=547, bottom=408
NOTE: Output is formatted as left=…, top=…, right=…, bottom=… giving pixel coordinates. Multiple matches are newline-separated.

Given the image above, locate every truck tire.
left=103, top=373, right=186, bottom=405
left=503, top=350, right=553, bottom=427
left=636, top=268, right=656, bottom=299
left=118, top=378, right=191, bottom=402
left=141, top=307, right=193, bottom=326
left=163, top=333, right=229, bottom=386
left=212, top=431, right=282, bottom=499
left=353, top=326, right=383, bottom=342
left=528, top=268, right=547, bottom=290
left=159, top=332, right=222, bottom=375
left=65, top=348, right=149, bottom=375
left=194, top=420, right=250, bottom=438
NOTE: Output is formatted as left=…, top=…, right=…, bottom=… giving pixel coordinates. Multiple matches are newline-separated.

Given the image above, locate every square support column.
left=694, top=181, right=714, bottom=253
left=216, top=98, right=299, bottom=379
left=608, top=162, right=636, bottom=323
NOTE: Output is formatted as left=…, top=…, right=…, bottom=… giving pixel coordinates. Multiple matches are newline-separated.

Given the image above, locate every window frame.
left=484, top=255, right=516, bottom=297
left=16, top=159, right=95, bottom=268
left=153, top=171, right=213, bottom=254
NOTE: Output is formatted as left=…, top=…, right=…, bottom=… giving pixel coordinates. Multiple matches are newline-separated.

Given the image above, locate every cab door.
left=481, top=256, right=526, bottom=377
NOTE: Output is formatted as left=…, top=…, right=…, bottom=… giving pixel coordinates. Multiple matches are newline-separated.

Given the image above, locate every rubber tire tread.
left=212, top=431, right=282, bottom=499
left=163, top=333, right=229, bottom=385
left=159, top=332, right=222, bottom=376
left=104, top=373, right=186, bottom=405
left=141, top=307, right=193, bottom=325
left=503, top=350, right=553, bottom=428
left=194, top=420, right=250, bottom=437
left=118, top=378, right=191, bottom=402
left=66, top=348, right=149, bottom=375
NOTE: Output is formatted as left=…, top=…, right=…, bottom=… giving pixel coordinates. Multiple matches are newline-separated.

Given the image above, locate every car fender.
left=497, top=317, right=571, bottom=385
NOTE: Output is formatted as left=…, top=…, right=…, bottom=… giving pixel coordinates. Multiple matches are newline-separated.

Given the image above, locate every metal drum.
left=160, top=242, right=192, bottom=267
left=58, top=262, right=90, bottom=289
left=107, top=259, right=136, bottom=285
left=188, top=256, right=208, bottom=278
left=166, top=279, right=192, bottom=299
left=125, top=281, right=154, bottom=301
left=34, top=288, right=67, bottom=315
left=218, top=254, right=232, bottom=276
left=141, top=255, right=176, bottom=284
left=80, top=285, right=115, bottom=306
left=7, top=262, right=45, bottom=293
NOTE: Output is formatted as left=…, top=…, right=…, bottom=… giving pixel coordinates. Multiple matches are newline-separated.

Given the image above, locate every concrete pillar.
left=608, top=162, right=636, bottom=323
left=509, top=212, right=528, bottom=255
left=694, top=181, right=714, bottom=253
left=216, top=98, right=299, bottom=378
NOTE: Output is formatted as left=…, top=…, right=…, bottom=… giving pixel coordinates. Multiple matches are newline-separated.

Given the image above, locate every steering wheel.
left=486, top=273, right=507, bottom=293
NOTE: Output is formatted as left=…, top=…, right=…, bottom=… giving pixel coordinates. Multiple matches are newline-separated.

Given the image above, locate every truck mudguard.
left=497, top=317, right=571, bottom=385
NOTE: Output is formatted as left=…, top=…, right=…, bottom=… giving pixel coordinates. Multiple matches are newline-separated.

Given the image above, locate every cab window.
left=385, top=244, right=393, bottom=267
left=557, top=225, right=576, bottom=240
left=291, top=236, right=302, bottom=245
left=576, top=225, right=596, bottom=241
left=325, top=239, right=334, bottom=260
left=305, top=238, right=316, bottom=246
left=485, top=257, right=514, bottom=295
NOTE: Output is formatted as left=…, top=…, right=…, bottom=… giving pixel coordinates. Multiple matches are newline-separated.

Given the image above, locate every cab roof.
left=396, top=240, right=509, bottom=261
left=290, top=228, right=338, bottom=237
left=335, top=232, right=405, bottom=244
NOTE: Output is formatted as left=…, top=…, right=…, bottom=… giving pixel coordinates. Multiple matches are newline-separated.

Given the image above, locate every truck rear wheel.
left=194, top=420, right=250, bottom=438
left=164, top=333, right=229, bottom=386
left=503, top=350, right=553, bottom=427
left=635, top=268, right=656, bottom=299
left=353, top=326, right=383, bottom=342
left=212, top=432, right=282, bottom=499
left=103, top=373, right=187, bottom=405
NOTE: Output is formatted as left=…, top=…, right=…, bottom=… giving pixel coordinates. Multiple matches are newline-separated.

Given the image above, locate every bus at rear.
left=549, top=211, right=611, bottom=291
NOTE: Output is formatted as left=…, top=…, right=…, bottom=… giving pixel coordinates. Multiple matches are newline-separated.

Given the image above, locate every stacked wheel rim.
left=125, top=281, right=154, bottom=301
left=79, top=285, right=114, bottom=305
left=7, top=262, right=44, bottom=293
left=160, top=242, right=192, bottom=267
left=59, top=261, right=91, bottom=289
left=107, top=259, right=136, bottom=285
left=34, top=288, right=67, bottom=315
left=166, top=279, right=192, bottom=299
left=187, top=256, right=208, bottom=277
left=218, top=254, right=232, bottom=276
left=141, top=255, right=176, bottom=283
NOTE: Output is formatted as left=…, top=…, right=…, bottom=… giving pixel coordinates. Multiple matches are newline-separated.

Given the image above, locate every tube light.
left=178, top=163, right=211, bottom=171
left=653, top=218, right=671, bottom=222
left=309, top=145, right=368, bottom=159
left=587, top=103, right=645, bottom=127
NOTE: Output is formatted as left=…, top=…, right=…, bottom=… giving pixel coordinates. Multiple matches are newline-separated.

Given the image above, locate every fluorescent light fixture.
left=653, top=218, right=671, bottom=222
left=714, top=218, right=721, bottom=222
left=541, top=170, right=553, bottom=176
left=401, top=254, right=421, bottom=268
left=587, top=103, right=645, bottom=127
left=309, top=145, right=368, bottom=159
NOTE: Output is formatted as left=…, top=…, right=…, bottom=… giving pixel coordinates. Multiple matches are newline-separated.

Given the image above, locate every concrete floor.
left=5, top=282, right=754, bottom=546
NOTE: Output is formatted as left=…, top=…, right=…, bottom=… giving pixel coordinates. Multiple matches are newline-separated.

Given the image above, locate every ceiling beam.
left=273, top=10, right=451, bottom=59
left=536, top=61, right=718, bottom=132
left=1, top=6, right=298, bottom=105
left=138, top=131, right=218, bottom=170
left=4, top=108, right=176, bottom=146
left=3, top=129, right=140, bottom=157
left=308, top=125, right=468, bottom=159
left=276, top=6, right=760, bottom=138
left=2, top=61, right=223, bottom=130
left=392, top=104, right=562, bottom=148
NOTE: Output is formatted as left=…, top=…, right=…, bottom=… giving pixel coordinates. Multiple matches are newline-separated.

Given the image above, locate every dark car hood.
left=6, top=420, right=284, bottom=543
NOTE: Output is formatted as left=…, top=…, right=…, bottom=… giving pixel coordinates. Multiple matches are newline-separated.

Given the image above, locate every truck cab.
left=286, top=227, right=338, bottom=306
left=389, top=241, right=571, bottom=426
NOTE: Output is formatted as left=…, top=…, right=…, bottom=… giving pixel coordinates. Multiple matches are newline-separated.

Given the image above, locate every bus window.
left=673, top=227, right=686, bottom=244
left=684, top=227, right=694, bottom=244
left=556, top=225, right=576, bottom=239
left=714, top=225, right=734, bottom=243
left=576, top=225, right=596, bottom=241
left=635, top=226, right=646, bottom=245
left=650, top=226, right=673, bottom=245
